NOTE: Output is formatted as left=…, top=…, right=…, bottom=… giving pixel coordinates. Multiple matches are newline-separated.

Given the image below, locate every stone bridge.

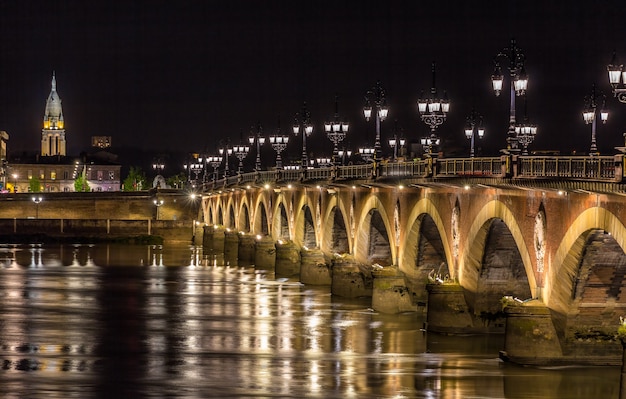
left=200, top=155, right=626, bottom=365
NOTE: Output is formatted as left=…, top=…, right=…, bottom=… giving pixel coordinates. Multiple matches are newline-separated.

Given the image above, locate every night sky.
left=1, top=0, right=626, bottom=163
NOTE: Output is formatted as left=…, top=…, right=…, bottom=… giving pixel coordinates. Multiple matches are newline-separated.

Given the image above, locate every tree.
left=123, top=166, right=147, bottom=191
left=166, top=173, right=186, bottom=189
left=29, top=176, right=42, bottom=193
left=74, top=173, right=90, bottom=192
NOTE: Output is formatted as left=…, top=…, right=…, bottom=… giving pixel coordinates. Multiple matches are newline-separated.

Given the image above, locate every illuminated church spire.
left=41, top=71, right=66, bottom=156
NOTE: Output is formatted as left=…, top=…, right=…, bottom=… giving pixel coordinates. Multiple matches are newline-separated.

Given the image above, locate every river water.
left=0, top=243, right=620, bottom=398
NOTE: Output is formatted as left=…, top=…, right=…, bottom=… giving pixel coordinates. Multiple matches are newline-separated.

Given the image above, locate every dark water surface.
left=0, top=244, right=620, bottom=398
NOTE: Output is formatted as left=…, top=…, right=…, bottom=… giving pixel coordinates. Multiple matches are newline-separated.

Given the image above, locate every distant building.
left=41, top=72, right=66, bottom=156
left=7, top=73, right=121, bottom=192
left=0, top=130, right=8, bottom=190
left=91, top=136, right=112, bottom=149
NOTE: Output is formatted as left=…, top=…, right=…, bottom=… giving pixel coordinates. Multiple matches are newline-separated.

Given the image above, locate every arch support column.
left=500, top=304, right=563, bottom=366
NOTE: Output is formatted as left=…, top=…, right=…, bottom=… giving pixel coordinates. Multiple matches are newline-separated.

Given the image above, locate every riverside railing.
left=203, top=154, right=625, bottom=190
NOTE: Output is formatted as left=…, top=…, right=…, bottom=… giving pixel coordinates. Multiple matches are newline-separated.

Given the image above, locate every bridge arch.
left=271, top=197, right=291, bottom=240
left=354, top=194, right=394, bottom=266
left=321, top=194, right=351, bottom=255
left=459, top=199, right=537, bottom=309
left=252, top=195, right=270, bottom=235
left=399, top=198, right=451, bottom=297
left=293, top=192, right=317, bottom=249
left=547, top=207, right=626, bottom=316
left=238, top=198, right=251, bottom=232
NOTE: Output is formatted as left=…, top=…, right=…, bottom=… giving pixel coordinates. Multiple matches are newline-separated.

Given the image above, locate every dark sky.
left=1, top=0, right=626, bottom=160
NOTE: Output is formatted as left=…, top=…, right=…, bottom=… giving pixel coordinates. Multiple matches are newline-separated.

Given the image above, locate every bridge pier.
left=203, top=225, right=225, bottom=253
left=237, top=233, right=256, bottom=265
left=331, top=256, right=373, bottom=298
left=275, top=240, right=300, bottom=276
left=254, top=235, right=276, bottom=270
left=426, top=283, right=475, bottom=333
left=224, top=230, right=239, bottom=265
left=300, top=248, right=331, bottom=285
left=500, top=303, right=563, bottom=365
left=372, top=266, right=418, bottom=314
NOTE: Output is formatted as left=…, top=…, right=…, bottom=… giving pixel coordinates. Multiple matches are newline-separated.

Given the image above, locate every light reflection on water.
left=0, top=243, right=620, bottom=398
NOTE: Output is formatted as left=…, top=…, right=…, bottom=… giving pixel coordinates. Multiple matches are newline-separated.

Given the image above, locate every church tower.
left=41, top=72, right=66, bottom=156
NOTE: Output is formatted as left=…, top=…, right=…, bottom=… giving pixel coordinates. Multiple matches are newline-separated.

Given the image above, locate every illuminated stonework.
left=41, top=72, right=67, bottom=156
left=534, top=210, right=546, bottom=273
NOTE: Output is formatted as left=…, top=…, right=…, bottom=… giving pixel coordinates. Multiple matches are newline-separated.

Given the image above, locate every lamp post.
left=232, top=143, right=250, bottom=174
left=417, top=62, right=450, bottom=157
left=388, top=121, right=405, bottom=161
left=32, top=196, right=42, bottom=219
left=464, top=110, right=486, bottom=158
left=582, top=85, right=608, bottom=156
left=206, top=155, right=223, bottom=181
left=363, top=81, right=389, bottom=160
left=338, top=148, right=352, bottom=166
left=248, top=123, right=266, bottom=171
left=608, top=52, right=626, bottom=103
left=316, top=157, right=332, bottom=168
left=152, top=158, right=164, bottom=174
left=325, top=95, right=349, bottom=165
left=491, top=38, right=528, bottom=154
left=218, top=145, right=233, bottom=178
left=269, top=124, right=289, bottom=170
left=420, top=136, right=440, bottom=156
left=292, top=103, right=314, bottom=168
left=184, top=157, right=203, bottom=187
left=153, top=198, right=164, bottom=220
left=359, top=146, right=376, bottom=163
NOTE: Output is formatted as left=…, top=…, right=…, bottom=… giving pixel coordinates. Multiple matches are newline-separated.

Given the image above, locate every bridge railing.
left=517, top=155, right=618, bottom=181
left=202, top=154, right=625, bottom=190
left=435, top=157, right=504, bottom=177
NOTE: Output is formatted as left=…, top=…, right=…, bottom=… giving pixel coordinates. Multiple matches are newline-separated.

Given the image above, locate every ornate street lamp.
left=338, top=148, right=352, bottom=166
left=292, top=103, right=314, bottom=168
left=582, top=85, right=608, bottom=156
left=420, top=136, right=440, bottom=156
left=315, top=157, right=332, bottom=168
left=363, top=81, right=389, bottom=160
left=218, top=145, right=233, bottom=178
left=491, top=38, right=528, bottom=153
left=232, top=143, right=250, bottom=174
left=153, top=198, right=164, bottom=220
left=358, top=145, right=376, bottom=162
left=417, top=62, right=450, bottom=156
left=32, top=196, right=42, bottom=219
left=185, top=157, right=203, bottom=185
left=248, top=122, right=265, bottom=171
left=608, top=52, right=626, bottom=103
left=464, top=110, right=486, bottom=158
left=325, top=95, right=349, bottom=165
left=206, top=155, right=223, bottom=181
left=514, top=99, right=537, bottom=155
left=269, top=124, right=289, bottom=170
left=388, top=121, right=405, bottom=161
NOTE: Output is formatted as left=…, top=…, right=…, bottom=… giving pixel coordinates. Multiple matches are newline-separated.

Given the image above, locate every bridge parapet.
left=202, top=154, right=626, bottom=191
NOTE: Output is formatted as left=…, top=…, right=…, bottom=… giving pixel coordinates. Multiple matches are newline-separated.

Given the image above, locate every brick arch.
left=459, top=199, right=537, bottom=300
left=252, top=193, right=270, bottom=235
left=546, top=207, right=626, bottom=316
left=224, top=196, right=237, bottom=228
left=293, top=192, right=317, bottom=249
left=271, top=196, right=291, bottom=240
left=237, top=197, right=251, bottom=232
left=320, top=194, right=351, bottom=255
left=354, top=194, right=394, bottom=265
left=400, top=197, right=451, bottom=282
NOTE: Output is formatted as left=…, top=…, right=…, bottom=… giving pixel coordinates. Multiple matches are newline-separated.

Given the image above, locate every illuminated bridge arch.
left=354, top=194, right=394, bottom=266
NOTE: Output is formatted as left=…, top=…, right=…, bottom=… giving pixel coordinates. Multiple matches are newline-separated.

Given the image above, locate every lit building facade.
left=7, top=73, right=121, bottom=192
